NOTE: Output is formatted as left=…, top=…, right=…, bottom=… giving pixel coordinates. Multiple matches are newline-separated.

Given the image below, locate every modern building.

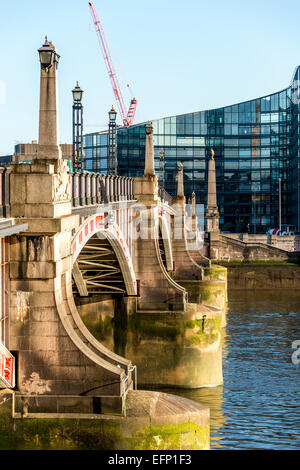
left=84, top=66, right=300, bottom=233
left=0, top=142, right=73, bottom=165
left=0, top=156, right=13, bottom=164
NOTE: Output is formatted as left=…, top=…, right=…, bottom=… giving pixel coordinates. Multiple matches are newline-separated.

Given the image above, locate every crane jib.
left=89, top=1, right=138, bottom=127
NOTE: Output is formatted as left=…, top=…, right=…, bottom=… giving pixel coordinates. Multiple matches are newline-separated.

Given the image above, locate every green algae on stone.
left=129, top=314, right=185, bottom=339
left=131, top=422, right=209, bottom=450
left=0, top=414, right=123, bottom=450
left=0, top=407, right=209, bottom=451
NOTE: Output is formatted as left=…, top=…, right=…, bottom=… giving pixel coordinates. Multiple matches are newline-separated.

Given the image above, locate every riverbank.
left=213, top=261, right=300, bottom=289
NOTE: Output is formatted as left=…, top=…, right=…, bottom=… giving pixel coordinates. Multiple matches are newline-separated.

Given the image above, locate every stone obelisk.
left=134, top=121, right=158, bottom=204
left=205, top=149, right=219, bottom=232
left=38, top=38, right=62, bottom=161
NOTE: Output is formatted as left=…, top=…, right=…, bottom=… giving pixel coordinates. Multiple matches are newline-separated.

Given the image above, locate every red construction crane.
left=89, top=2, right=138, bottom=127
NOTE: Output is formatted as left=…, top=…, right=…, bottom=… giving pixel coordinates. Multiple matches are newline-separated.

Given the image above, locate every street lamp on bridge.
left=37, top=36, right=61, bottom=160
left=160, top=150, right=165, bottom=203
left=38, top=36, right=60, bottom=71
left=72, top=81, right=84, bottom=172
left=108, top=106, right=117, bottom=175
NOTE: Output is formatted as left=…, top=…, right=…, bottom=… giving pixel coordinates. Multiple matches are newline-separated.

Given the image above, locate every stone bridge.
left=0, top=38, right=226, bottom=436
left=6, top=125, right=226, bottom=409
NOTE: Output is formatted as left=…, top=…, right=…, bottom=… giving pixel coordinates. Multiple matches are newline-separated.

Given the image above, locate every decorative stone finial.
left=144, top=121, right=155, bottom=177
left=192, top=192, right=196, bottom=210
left=206, top=148, right=219, bottom=232
left=191, top=191, right=197, bottom=228
left=177, top=162, right=184, bottom=198
left=145, top=121, right=153, bottom=135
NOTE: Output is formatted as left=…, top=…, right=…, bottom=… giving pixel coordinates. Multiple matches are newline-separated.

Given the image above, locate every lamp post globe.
left=38, top=36, right=55, bottom=71
left=109, top=105, right=117, bottom=122
left=72, top=81, right=84, bottom=104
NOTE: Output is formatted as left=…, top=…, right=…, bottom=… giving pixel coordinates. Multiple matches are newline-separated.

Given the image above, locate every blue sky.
left=1, top=0, right=300, bottom=154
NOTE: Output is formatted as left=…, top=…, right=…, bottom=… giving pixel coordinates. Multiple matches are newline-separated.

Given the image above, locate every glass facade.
left=84, top=66, right=300, bottom=232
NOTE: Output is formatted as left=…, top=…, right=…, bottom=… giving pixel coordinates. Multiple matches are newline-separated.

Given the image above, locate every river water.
left=151, top=289, right=300, bottom=450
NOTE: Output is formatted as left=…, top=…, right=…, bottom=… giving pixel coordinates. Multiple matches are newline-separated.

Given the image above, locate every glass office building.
left=84, top=66, right=300, bottom=232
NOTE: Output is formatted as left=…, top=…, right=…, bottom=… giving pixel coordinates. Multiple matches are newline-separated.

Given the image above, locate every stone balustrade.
left=1, top=165, right=170, bottom=215
left=0, top=167, right=11, bottom=218
left=70, top=171, right=135, bottom=207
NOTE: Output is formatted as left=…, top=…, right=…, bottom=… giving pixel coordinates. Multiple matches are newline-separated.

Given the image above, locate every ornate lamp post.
left=72, top=82, right=84, bottom=171
left=108, top=106, right=117, bottom=175
left=37, top=37, right=61, bottom=160
left=38, top=36, right=60, bottom=71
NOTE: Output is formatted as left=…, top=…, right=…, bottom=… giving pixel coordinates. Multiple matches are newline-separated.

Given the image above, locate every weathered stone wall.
left=225, top=233, right=299, bottom=252
left=209, top=233, right=300, bottom=263
left=225, top=265, right=300, bottom=290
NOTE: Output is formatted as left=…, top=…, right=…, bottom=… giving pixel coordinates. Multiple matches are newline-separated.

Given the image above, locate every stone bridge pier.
left=133, top=122, right=186, bottom=312
left=8, top=39, right=134, bottom=411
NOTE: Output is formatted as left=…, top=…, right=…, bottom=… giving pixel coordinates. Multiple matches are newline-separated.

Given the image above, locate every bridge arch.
left=71, top=214, right=137, bottom=296
left=52, top=213, right=135, bottom=391
left=158, top=212, right=173, bottom=272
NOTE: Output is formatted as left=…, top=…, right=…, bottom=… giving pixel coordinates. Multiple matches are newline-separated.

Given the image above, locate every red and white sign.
left=0, top=343, right=15, bottom=389
left=72, top=214, right=105, bottom=262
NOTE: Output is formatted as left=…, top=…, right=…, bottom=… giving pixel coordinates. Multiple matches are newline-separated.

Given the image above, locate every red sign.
left=72, top=214, right=105, bottom=261
left=0, top=343, right=15, bottom=389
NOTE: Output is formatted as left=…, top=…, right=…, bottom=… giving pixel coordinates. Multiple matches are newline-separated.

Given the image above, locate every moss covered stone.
left=0, top=391, right=210, bottom=450
left=131, top=422, right=209, bottom=450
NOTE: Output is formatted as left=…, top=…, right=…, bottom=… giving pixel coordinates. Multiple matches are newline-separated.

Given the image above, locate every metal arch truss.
left=72, top=233, right=126, bottom=296
left=158, top=224, right=168, bottom=271
left=158, top=216, right=174, bottom=272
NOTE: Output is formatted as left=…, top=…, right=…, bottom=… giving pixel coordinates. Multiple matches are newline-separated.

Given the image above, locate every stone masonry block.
left=29, top=308, right=59, bottom=322
left=10, top=261, right=56, bottom=279
left=9, top=336, right=30, bottom=351
left=29, top=336, right=58, bottom=351
left=10, top=279, right=55, bottom=293
left=26, top=174, right=53, bottom=204
left=10, top=174, right=26, bottom=205
left=29, top=321, right=60, bottom=337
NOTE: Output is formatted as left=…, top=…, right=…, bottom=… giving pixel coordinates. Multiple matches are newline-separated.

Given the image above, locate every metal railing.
left=12, top=365, right=137, bottom=419
left=121, top=365, right=137, bottom=417
left=70, top=172, right=135, bottom=207
left=12, top=393, right=124, bottom=418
